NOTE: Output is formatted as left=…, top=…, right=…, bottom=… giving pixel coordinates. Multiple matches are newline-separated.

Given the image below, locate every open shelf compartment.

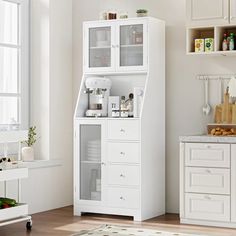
left=187, top=27, right=215, bottom=54
left=215, top=25, right=236, bottom=52
left=187, top=25, right=236, bottom=56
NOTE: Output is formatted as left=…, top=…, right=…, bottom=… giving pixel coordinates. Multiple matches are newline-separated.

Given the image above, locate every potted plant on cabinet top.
left=136, top=9, right=148, bottom=17
left=21, top=126, right=37, bottom=162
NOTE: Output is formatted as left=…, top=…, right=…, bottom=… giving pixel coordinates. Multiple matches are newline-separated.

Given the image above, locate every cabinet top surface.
left=180, top=135, right=236, bottom=143
left=83, top=17, right=165, bottom=25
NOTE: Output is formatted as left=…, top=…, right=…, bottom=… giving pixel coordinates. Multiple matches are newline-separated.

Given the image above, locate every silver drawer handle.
left=204, top=195, right=211, bottom=200
left=120, top=128, right=125, bottom=132
left=205, top=145, right=211, bottom=149
left=120, top=174, right=125, bottom=178
left=120, top=152, right=125, bottom=156
left=120, top=196, right=125, bottom=200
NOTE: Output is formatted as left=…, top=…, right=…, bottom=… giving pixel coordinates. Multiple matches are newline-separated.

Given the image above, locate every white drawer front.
left=185, top=193, right=230, bottom=222
left=185, top=167, right=230, bottom=195
left=108, top=142, right=140, bottom=164
left=107, top=187, right=140, bottom=209
left=185, top=143, right=230, bottom=168
left=108, top=120, right=140, bottom=140
left=107, top=165, right=140, bottom=186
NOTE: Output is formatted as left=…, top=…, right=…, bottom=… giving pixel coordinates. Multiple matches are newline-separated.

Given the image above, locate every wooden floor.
left=0, top=206, right=236, bottom=236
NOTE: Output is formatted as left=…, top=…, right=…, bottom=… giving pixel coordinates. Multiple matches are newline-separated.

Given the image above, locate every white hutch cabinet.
left=74, top=17, right=165, bottom=221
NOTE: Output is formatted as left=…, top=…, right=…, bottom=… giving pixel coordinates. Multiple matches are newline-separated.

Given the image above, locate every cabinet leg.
left=133, top=215, right=142, bottom=222
left=74, top=211, right=82, bottom=217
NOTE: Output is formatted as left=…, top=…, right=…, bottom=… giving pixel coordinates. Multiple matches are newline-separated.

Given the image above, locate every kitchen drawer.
left=107, top=187, right=140, bottom=209
left=108, top=120, right=140, bottom=140
left=108, top=142, right=140, bottom=164
left=107, top=164, right=140, bottom=186
left=185, top=167, right=230, bottom=195
left=185, top=143, right=230, bottom=168
left=185, top=193, right=230, bottom=222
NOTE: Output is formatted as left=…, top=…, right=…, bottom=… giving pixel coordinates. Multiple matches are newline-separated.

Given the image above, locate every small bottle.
left=229, top=33, right=235, bottom=51
left=222, top=33, right=228, bottom=51
left=126, top=93, right=134, bottom=117
left=120, top=96, right=126, bottom=111
left=120, top=96, right=128, bottom=118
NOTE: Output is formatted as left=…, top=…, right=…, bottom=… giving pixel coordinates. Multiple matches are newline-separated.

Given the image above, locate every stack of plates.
left=87, top=140, right=101, bottom=162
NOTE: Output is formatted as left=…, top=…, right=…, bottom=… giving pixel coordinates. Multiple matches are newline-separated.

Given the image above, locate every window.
left=0, top=0, right=29, bottom=131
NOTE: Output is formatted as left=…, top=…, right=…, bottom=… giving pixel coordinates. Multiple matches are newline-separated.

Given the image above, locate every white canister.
left=21, top=147, right=34, bottom=162
left=96, top=179, right=101, bottom=192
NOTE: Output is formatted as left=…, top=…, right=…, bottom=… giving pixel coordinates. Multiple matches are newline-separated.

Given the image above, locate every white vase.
left=21, top=147, right=34, bottom=162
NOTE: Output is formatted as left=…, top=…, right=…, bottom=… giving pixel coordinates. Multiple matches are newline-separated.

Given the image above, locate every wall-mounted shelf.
left=186, top=25, right=236, bottom=56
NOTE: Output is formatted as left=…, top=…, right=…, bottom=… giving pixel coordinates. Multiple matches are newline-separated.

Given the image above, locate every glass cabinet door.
left=85, top=25, right=114, bottom=71
left=118, top=24, right=145, bottom=69
left=80, top=125, right=102, bottom=201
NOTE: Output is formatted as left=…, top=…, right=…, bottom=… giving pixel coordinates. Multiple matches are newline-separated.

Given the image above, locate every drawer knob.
left=120, top=174, right=125, bottom=178
left=205, top=145, right=211, bottom=149
left=120, top=152, right=125, bottom=156
left=206, top=169, right=211, bottom=174
left=120, top=196, right=125, bottom=200
left=204, top=195, right=211, bottom=200
left=120, top=128, right=125, bottom=132
left=101, top=162, right=106, bottom=166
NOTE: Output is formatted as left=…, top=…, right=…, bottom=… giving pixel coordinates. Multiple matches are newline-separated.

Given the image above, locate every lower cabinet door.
left=107, top=187, right=140, bottom=209
left=185, top=193, right=230, bottom=222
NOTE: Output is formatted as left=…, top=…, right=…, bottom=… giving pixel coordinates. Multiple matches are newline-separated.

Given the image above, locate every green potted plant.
left=136, top=9, right=148, bottom=17
left=21, top=126, right=37, bottom=162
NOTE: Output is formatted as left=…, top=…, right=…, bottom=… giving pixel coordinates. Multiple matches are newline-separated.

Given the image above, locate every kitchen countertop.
left=180, top=135, right=236, bottom=143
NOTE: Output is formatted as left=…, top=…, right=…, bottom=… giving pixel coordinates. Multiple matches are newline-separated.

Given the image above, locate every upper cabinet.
left=186, top=0, right=236, bottom=56
left=84, top=22, right=115, bottom=73
left=186, top=0, right=229, bottom=26
left=83, top=19, right=148, bottom=73
left=230, top=0, right=236, bottom=24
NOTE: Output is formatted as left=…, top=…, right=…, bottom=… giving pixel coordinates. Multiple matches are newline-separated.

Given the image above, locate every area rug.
left=72, top=225, right=207, bottom=236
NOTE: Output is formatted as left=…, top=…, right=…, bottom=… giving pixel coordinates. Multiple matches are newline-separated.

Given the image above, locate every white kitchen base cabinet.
left=74, top=17, right=165, bottom=221
left=180, top=136, right=236, bottom=228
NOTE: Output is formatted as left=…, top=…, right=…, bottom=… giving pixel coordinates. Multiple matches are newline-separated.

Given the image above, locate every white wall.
left=73, top=0, right=236, bottom=213
left=21, top=0, right=73, bottom=213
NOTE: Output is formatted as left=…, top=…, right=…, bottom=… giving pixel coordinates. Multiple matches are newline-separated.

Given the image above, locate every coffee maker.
left=84, top=77, right=112, bottom=117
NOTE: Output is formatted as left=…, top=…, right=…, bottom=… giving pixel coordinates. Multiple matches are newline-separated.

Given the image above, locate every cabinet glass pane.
left=0, top=1, right=18, bottom=45
left=0, top=46, right=18, bottom=93
left=120, top=24, right=143, bottom=67
left=80, top=125, right=101, bottom=201
left=89, top=27, right=111, bottom=68
left=0, top=96, right=19, bottom=125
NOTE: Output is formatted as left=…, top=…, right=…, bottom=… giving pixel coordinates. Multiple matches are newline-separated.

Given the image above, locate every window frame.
left=0, top=0, right=29, bottom=130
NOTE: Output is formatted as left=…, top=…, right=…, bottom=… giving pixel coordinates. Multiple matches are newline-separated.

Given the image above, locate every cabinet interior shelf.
left=186, top=25, right=236, bottom=56
left=120, top=44, right=143, bottom=48
left=90, top=46, right=110, bottom=50
left=81, top=160, right=101, bottom=164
